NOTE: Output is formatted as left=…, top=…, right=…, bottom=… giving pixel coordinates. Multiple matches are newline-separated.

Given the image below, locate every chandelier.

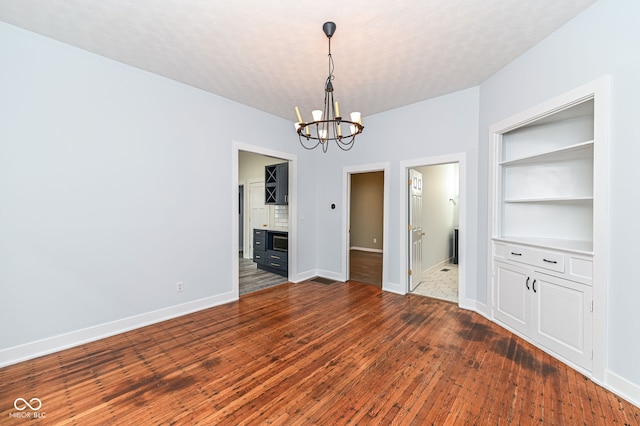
left=294, top=21, right=364, bottom=152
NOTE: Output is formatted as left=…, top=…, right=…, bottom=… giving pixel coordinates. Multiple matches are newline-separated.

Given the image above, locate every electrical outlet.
left=176, top=282, right=184, bottom=292
left=373, top=238, right=377, bottom=243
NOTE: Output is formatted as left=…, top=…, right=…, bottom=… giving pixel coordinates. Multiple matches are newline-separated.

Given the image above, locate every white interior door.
left=249, top=181, right=268, bottom=258
left=409, top=169, right=423, bottom=291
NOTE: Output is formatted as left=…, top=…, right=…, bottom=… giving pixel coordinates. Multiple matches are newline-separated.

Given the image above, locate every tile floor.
left=411, top=263, right=459, bottom=303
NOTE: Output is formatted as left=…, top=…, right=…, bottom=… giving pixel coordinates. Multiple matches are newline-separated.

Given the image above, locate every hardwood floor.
left=349, top=249, right=382, bottom=287
left=1, top=281, right=638, bottom=424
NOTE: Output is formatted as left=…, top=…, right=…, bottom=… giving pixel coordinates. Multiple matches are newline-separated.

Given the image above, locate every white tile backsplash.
left=274, top=205, right=289, bottom=229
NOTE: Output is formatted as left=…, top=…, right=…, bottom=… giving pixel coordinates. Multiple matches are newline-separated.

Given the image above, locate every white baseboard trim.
left=314, top=269, right=346, bottom=282
left=457, top=297, right=478, bottom=312
left=421, top=258, right=454, bottom=276
left=0, top=291, right=237, bottom=368
left=606, top=370, right=640, bottom=408
left=350, top=246, right=383, bottom=253
left=472, top=300, right=491, bottom=319
left=293, top=269, right=318, bottom=283
left=382, top=281, right=404, bottom=295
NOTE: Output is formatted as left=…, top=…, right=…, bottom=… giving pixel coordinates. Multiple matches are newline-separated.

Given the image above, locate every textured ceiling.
left=0, top=0, right=597, bottom=122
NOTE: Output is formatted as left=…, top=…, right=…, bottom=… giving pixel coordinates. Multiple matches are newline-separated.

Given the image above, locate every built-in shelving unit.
left=489, top=78, right=609, bottom=377
left=497, top=100, right=595, bottom=254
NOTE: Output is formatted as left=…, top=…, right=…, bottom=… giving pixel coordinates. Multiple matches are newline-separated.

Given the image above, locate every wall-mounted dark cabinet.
left=265, top=162, right=288, bottom=205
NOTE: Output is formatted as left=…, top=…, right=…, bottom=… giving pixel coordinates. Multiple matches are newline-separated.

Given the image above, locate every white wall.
left=416, top=163, right=459, bottom=271
left=478, top=0, right=640, bottom=397
left=313, top=87, right=479, bottom=295
left=238, top=151, right=285, bottom=185
left=0, top=22, right=310, bottom=362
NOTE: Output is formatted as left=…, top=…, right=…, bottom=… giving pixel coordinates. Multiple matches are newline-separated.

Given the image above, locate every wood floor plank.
left=349, top=249, right=383, bottom=287
left=1, top=281, right=638, bottom=425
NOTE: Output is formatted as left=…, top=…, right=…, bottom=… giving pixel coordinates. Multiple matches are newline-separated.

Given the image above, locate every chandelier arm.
left=297, top=133, right=323, bottom=150
left=335, top=138, right=356, bottom=151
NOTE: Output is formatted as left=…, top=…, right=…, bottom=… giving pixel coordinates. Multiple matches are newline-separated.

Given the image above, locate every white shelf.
left=504, top=196, right=593, bottom=203
left=500, top=140, right=593, bottom=166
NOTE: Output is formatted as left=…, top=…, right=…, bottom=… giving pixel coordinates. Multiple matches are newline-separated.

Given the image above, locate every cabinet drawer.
left=266, top=250, right=287, bottom=264
left=265, top=260, right=287, bottom=271
left=265, top=250, right=287, bottom=271
left=253, top=228, right=266, bottom=250
left=254, top=228, right=266, bottom=240
left=567, top=255, right=593, bottom=284
left=253, top=249, right=266, bottom=265
left=506, top=245, right=564, bottom=273
left=494, top=243, right=507, bottom=259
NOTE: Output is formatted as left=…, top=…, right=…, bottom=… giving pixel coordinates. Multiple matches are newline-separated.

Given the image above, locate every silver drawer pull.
left=543, top=258, right=558, bottom=264
left=270, top=255, right=280, bottom=259
left=510, top=252, right=522, bottom=256
left=270, top=263, right=280, bottom=267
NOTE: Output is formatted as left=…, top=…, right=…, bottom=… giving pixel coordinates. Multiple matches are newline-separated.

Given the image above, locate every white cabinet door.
left=532, top=273, right=593, bottom=370
left=494, top=261, right=530, bottom=336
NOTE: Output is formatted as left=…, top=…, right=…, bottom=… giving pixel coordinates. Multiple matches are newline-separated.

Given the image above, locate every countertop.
left=255, top=227, right=288, bottom=233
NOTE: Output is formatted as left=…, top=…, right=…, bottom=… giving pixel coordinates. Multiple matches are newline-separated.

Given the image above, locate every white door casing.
left=342, top=162, right=390, bottom=289
left=409, top=169, right=423, bottom=291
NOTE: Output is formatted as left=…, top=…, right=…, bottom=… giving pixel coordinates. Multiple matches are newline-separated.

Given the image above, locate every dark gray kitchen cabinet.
left=265, top=162, right=288, bottom=205
left=253, top=228, right=288, bottom=277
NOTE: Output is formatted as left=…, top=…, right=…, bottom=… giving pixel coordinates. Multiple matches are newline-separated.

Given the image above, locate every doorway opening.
left=402, top=154, right=465, bottom=304
left=343, top=163, right=389, bottom=289
left=233, top=144, right=296, bottom=297
left=348, top=171, right=384, bottom=287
